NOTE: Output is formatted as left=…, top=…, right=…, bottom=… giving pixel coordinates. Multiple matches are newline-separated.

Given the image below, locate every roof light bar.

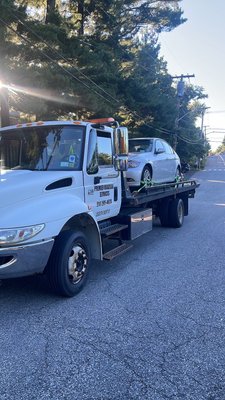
left=87, top=118, right=115, bottom=124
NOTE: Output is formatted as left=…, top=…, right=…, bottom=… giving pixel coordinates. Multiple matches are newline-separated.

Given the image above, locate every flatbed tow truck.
left=0, top=118, right=199, bottom=296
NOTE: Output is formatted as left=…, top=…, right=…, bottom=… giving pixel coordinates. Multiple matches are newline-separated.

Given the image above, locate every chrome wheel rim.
left=143, top=168, right=151, bottom=181
left=68, top=244, right=88, bottom=284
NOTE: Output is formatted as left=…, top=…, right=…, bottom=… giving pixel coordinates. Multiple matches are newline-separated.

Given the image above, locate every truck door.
left=83, top=128, right=122, bottom=220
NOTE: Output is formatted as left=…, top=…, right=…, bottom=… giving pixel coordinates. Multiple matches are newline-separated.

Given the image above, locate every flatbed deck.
left=123, top=179, right=200, bottom=206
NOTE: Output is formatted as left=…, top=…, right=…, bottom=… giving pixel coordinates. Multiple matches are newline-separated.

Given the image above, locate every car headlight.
left=0, top=224, right=45, bottom=245
left=128, top=160, right=141, bottom=168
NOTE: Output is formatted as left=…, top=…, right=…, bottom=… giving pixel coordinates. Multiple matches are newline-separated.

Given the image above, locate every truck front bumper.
left=0, top=239, right=54, bottom=279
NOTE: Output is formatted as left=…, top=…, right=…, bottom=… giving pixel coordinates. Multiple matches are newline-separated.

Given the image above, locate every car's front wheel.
left=141, top=165, right=152, bottom=186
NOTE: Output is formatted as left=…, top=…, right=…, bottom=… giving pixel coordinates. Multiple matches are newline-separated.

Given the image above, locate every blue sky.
left=159, top=0, right=225, bottom=150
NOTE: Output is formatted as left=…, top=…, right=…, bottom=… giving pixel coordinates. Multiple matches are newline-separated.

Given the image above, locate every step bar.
left=103, top=243, right=133, bottom=261
left=100, top=223, right=128, bottom=237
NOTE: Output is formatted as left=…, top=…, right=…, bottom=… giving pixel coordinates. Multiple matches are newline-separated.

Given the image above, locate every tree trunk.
left=46, top=0, right=56, bottom=23
left=78, top=0, right=84, bottom=35
left=0, top=87, right=10, bottom=127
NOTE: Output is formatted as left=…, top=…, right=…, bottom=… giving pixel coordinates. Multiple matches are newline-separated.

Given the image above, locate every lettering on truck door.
left=84, top=128, right=121, bottom=220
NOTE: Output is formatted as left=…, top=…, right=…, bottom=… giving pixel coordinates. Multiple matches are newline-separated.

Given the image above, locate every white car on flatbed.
left=127, top=138, right=181, bottom=187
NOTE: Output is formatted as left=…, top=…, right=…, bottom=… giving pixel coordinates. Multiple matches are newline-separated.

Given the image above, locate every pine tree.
left=1, top=0, right=209, bottom=168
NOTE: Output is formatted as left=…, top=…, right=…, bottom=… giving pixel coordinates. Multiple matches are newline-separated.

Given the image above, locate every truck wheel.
left=158, top=199, right=170, bottom=227
left=169, top=198, right=184, bottom=228
left=47, top=230, right=90, bottom=297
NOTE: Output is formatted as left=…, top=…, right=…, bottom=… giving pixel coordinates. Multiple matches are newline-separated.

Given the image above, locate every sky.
left=159, top=0, right=225, bottom=150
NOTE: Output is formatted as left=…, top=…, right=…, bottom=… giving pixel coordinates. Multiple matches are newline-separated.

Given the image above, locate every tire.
left=47, top=230, right=90, bottom=297
left=158, top=200, right=171, bottom=227
left=141, top=165, right=152, bottom=186
left=168, top=198, right=184, bottom=228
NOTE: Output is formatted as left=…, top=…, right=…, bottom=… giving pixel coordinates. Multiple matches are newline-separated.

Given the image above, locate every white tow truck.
left=0, top=118, right=199, bottom=296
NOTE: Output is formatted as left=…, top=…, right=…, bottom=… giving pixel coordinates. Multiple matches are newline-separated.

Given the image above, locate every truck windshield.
left=0, top=125, right=85, bottom=171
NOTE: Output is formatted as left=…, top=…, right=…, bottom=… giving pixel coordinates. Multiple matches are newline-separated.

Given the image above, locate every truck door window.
left=97, top=131, right=113, bottom=167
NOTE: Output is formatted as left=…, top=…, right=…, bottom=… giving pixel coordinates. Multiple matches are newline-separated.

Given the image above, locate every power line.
left=172, top=74, right=195, bottom=150
left=207, top=128, right=225, bottom=131
left=207, top=110, right=225, bottom=114
left=1, top=7, right=205, bottom=143
left=159, top=37, right=186, bottom=73
left=0, top=16, right=114, bottom=105
left=0, top=14, right=174, bottom=136
left=207, top=140, right=224, bottom=143
left=80, top=4, right=159, bottom=68
left=4, top=4, right=179, bottom=126
left=11, top=12, right=121, bottom=105
left=177, top=134, right=205, bottom=145
left=12, top=2, right=159, bottom=74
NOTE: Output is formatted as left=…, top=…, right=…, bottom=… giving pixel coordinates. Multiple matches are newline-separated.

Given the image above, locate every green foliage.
left=173, top=84, right=209, bottom=162
left=0, top=0, right=209, bottom=162
left=215, top=135, right=225, bottom=154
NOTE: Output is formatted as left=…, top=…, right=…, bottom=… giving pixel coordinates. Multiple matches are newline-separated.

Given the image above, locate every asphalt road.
left=1, top=154, right=225, bottom=400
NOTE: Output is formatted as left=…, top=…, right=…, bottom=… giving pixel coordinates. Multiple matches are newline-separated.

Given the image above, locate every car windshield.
left=129, top=139, right=153, bottom=153
left=0, top=125, right=85, bottom=171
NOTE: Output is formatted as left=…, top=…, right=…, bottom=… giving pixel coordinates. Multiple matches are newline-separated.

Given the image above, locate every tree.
left=175, top=84, right=210, bottom=162
left=0, top=0, right=210, bottom=175
left=116, top=37, right=177, bottom=139
left=215, top=136, right=225, bottom=154
left=0, top=0, right=187, bottom=121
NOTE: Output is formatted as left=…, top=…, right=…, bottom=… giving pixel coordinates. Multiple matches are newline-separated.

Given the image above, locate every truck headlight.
left=0, top=224, right=45, bottom=245
left=128, top=160, right=141, bottom=168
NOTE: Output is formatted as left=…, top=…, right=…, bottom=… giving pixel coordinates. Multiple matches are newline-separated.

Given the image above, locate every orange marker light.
left=87, top=118, right=115, bottom=124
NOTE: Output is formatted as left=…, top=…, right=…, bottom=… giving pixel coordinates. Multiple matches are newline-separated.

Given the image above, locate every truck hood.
left=0, top=169, right=78, bottom=209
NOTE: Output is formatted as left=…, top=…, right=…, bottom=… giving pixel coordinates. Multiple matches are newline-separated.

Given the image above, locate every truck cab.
left=0, top=120, right=127, bottom=220
left=0, top=119, right=129, bottom=295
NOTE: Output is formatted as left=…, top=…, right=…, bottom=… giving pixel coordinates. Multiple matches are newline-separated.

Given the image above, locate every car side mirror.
left=155, top=147, right=165, bottom=154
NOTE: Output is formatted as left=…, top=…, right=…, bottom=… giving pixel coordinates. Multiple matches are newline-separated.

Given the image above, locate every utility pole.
left=0, top=86, right=10, bottom=127
left=171, top=74, right=195, bottom=80
left=203, top=125, right=210, bottom=141
left=171, top=74, right=195, bottom=150
left=201, top=107, right=210, bottom=135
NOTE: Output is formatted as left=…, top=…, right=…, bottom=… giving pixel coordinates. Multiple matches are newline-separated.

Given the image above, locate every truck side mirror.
left=86, top=129, right=98, bottom=174
left=114, top=127, right=129, bottom=155
left=114, top=156, right=128, bottom=171
left=113, top=127, right=128, bottom=171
